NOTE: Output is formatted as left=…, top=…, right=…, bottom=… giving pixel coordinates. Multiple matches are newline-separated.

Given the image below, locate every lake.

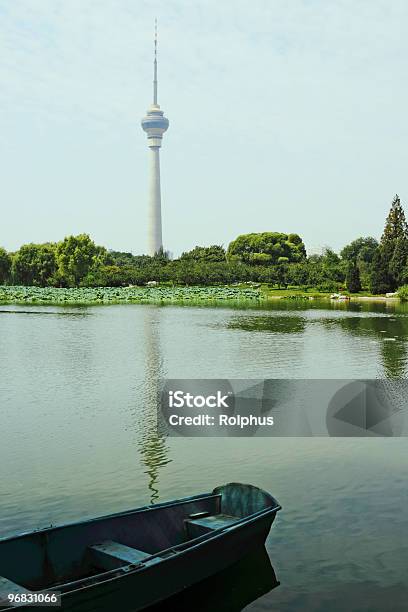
left=1, top=299, right=407, bottom=611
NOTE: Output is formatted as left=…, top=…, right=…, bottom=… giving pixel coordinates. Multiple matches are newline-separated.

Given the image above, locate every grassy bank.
left=260, top=286, right=398, bottom=300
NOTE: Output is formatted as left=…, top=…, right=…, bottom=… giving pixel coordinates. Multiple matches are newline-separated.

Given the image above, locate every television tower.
left=141, top=20, right=169, bottom=256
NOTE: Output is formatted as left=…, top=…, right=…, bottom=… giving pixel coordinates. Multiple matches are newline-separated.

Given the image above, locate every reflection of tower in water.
left=138, top=307, right=171, bottom=504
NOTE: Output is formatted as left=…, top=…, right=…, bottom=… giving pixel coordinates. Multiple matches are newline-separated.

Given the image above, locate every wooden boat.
left=0, top=483, right=281, bottom=611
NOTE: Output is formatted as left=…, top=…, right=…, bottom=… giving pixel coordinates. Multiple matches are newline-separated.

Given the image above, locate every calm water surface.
left=1, top=300, right=408, bottom=611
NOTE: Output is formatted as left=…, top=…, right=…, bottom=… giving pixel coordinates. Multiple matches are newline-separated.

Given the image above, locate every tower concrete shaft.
left=148, top=146, right=162, bottom=255
left=141, top=21, right=169, bottom=256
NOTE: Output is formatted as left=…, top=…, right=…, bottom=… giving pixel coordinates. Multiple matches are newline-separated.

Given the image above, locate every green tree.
left=108, top=251, right=155, bottom=269
left=381, top=194, right=408, bottom=246
left=286, top=262, right=309, bottom=287
left=0, top=247, right=12, bottom=284
left=345, top=262, right=362, bottom=293
left=370, top=248, right=392, bottom=294
left=12, top=243, right=57, bottom=286
left=402, top=265, right=408, bottom=286
left=254, top=265, right=278, bottom=285
left=340, top=237, right=378, bottom=263
left=227, top=232, right=306, bottom=265
left=340, top=237, right=378, bottom=290
left=276, top=261, right=289, bottom=288
left=320, top=248, right=344, bottom=283
left=56, top=234, right=107, bottom=287
left=303, top=249, right=344, bottom=291
left=380, top=195, right=408, bottom=289
left=179, top=245, right=226, bottom=262
left=321, top=247, right=340, bottom=265
left=248, top=253, right=273, bottom=265
left=389, top=236, right=408, bottom=287
left=152, top=248, right=170, bottom=263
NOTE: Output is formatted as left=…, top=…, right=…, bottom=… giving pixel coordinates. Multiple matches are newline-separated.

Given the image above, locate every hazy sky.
left=1, top=0, right=407, bottom=256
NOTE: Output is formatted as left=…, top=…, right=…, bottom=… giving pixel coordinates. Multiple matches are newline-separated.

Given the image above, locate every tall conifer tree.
left=380, top=195, right=408, bottom=289
left=381, top=195, right=408, bottom=245
left=346, top=262, right=362, bottom=293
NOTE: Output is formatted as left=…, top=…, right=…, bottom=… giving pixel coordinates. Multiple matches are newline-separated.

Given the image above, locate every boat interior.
left=0, top=483, right=278, bottom=598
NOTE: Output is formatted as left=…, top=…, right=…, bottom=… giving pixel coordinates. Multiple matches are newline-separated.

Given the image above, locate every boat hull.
left=60, top=511, right=275, bottom=611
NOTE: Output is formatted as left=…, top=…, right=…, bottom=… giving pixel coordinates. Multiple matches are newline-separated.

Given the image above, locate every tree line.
left=1, top=195, right=408, bottom=293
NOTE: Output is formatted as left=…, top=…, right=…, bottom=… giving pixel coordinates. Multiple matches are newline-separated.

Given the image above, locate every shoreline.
left=349, top=296, right=399, bottom=302
left=264, top=294, right=400, bottom=302
left=0, top=285, right=403, bottom=307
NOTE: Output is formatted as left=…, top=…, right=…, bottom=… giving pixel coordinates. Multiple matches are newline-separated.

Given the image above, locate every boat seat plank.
left=185, top=513, right=239, bottom=539
left=88, top=540, right=151, bottom=571
left=0, top=576, right=30, bottom=597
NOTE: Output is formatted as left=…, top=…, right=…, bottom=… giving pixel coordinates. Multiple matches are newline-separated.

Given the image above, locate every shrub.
left=397, top=285, right=408, bottom=301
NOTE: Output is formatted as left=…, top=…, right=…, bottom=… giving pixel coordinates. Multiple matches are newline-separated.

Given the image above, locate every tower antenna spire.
left=153, top=18, right=158, bottom=105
